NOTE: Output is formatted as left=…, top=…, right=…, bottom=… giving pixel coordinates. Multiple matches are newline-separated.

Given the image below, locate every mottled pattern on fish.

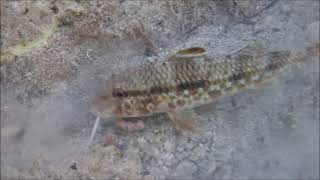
left=91, top=44, right=319, bottom=131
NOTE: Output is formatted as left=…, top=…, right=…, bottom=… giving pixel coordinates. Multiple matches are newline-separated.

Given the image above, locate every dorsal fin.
left=176, top=47, right=205, bottom=55
left=168, top=47, right=207, bottom=62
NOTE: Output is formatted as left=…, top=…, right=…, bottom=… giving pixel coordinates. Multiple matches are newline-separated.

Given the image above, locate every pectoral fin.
left=167, top=109, right=198, bottom=133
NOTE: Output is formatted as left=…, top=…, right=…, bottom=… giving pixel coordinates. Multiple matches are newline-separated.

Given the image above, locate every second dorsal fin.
left=168, top=47, right=207, bottom=62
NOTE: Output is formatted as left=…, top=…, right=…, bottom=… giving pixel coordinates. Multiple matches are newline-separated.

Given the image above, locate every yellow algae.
left=0, top=1, right=85, bottom=64
left=0, top=20, right=58, bottom=64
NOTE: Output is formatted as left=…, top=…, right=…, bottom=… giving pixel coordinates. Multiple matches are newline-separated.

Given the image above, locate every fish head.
left=90, top=90, right=117, bottom=119
left=90, top=79, right=125, bottom=119
left=90, top=82, right=143, bottom=118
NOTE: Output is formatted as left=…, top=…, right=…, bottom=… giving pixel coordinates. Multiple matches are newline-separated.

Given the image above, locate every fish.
left=90, top=43, right=319, bottom=134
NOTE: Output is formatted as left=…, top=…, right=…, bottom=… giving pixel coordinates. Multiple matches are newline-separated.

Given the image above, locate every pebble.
left=175, top=160, right=197, bottom=177
left=164, top=140, right=174, bottom=152
left=1, top=125, right=24, bottom=140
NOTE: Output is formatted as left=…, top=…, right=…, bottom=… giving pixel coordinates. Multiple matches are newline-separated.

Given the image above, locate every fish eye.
left=112, top=88, right=126, bottom=98
left=116, top=92, right=123, bottom=97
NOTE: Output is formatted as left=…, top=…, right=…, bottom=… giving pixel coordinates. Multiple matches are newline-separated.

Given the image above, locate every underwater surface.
left=1, top=0, right=319, bottom=179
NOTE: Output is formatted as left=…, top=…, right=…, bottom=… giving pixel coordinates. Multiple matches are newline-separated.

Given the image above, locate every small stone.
left=175, top=160, right=197, bottom=177
left=70, top=162, right=77, bottom=170
left=164, top=140, right=174, bottom=152
left=207, top=161, right=217, bottom=174
left=1, top=125, right=24, bottom=140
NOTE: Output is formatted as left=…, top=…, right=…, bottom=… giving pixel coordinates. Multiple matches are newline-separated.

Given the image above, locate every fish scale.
left=91, top=43, right=319, bottom=131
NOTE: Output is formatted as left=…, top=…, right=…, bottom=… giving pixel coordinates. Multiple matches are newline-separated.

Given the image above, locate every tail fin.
left=307, top=43, right=320, bottom=57
left=288, top=43, right=319, bottom=65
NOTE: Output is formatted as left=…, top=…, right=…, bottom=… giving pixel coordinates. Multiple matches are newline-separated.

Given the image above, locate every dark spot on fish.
left=265, top=63, right=279, bottom=72
left=208, top=90, right=222, bottom=99
left=228, top=73, right=243, bottom=82
left=150, top=87, right=161, bottom=94
left=117, top=92, right=123, bottom=97
left=150, top=86, right=171, bottom=94
left=265, top=51, right=290, bottom=72
left=269, top=51, right=290, bottom=60
left=177, top=83, right=188, bottom=91
left=195, top=80, right=207, bottom=88
left=112, top=88, right=127, bottom=98
left=128, top=90, right=141, bottom=96
left=50, top=3, right=59, bottom=14
left=177, top=80, right=207, bottom=91
left=176, top=99, right=186, bottom=106
left=237, top=72, right=251, bottom=79
left=127, top=90, right=149, bottom=97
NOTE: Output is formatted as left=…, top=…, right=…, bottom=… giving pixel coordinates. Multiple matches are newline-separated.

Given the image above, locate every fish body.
left=91, top=43, right=319, bottom=131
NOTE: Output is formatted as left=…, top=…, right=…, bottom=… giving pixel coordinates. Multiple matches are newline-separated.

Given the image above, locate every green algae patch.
left=0, top=0, right=86, bottom=65
left=0, top=21, right=59, bottom=64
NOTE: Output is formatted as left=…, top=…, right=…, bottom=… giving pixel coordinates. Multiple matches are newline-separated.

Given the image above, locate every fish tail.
left=289, top=43, right=319, bottom=64
left=306, top=43, right=320, bottom=57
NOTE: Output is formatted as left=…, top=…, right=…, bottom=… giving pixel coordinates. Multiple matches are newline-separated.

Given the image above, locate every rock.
left=173, top=160, right=197, bottom=178
left=163, top=140, right=174, bottom=152
left=1, top=125, right=24, bottom=140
